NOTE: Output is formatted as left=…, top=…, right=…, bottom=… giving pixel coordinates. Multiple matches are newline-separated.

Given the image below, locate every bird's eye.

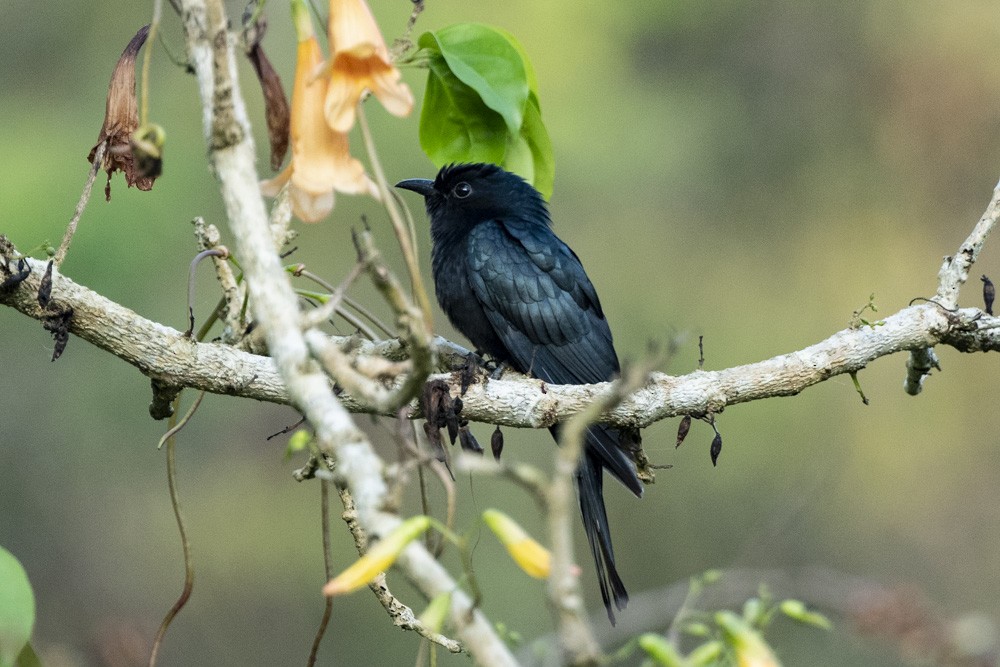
left=453, top=182, right=473, bottom=199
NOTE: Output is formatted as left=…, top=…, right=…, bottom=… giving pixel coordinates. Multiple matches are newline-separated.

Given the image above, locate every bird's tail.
left=557, top=423, right=643, bottom=625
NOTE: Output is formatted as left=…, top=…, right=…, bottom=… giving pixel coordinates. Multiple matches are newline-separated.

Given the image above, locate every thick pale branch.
left=5, top=255, right=999, bottom=430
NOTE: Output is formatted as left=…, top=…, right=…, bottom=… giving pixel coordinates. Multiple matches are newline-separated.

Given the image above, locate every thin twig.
left=55, top=142, right=106, bottom=266
left=140, top=0, right=163, bottom=127
left=193, top=217, right=245, bottom=343
left=298, top=268, right=389, bottom=339
left=455, top=454, right=550, bottom=512
left=186, top=248, right=229, bottom=336
left=356, top=104, right=434, bottom=329
left=307, top=480, right=335, bottom=666
left=150, top=392, right=203, bottom=666
left=300, top=263, right=366, bottom=330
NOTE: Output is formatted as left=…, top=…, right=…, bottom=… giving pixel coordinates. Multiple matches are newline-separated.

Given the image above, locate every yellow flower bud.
left=482, top=509, right=551, bottom=579
left=323, top=516, right=431, bottom=596
left=716, top=611, right=782, bottom=667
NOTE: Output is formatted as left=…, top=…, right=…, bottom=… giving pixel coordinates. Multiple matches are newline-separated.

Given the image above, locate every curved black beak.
left=394, top=178, right=436, bottom=197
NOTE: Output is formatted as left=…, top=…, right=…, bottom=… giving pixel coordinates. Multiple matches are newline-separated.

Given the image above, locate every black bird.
left=397, top=163, right=642, bottom=623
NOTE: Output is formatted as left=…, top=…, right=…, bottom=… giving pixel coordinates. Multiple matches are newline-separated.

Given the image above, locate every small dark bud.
left=42, top=306, right=73, bottom=361
left=491, top=426, right=504, bottom=461
left=675, top=415, right=691, bottom=448
left=0, top=258, right=30, bottom=293
left=446, top=412, right=460, bottom=445
left=981, top=275, right=995, bottom=315
left=458, top=425, right=483, bottom=454
left=459, top=352, right=478, bottom=395
left=37, top=260, right=54, bottom=309
left=710, top=431, right=722, bottom=466
left=422, top=420, right=445, bottom=461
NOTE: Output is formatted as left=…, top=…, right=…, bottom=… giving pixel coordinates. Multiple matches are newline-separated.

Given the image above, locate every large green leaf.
left=0, top=547, right=35, bottom=667
left=422, top=24, right=529, bottom=135
left=419, top=51, right=508, bottom=166
left=417, top=24, right=555, bottom=198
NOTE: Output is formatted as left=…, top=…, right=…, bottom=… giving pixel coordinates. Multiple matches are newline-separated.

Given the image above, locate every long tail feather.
left=577, top=448, right=628, bottom=624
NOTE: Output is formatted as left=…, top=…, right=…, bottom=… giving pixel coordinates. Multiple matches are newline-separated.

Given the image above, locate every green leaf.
left=779, top=599, right=832, bottom=630
left=492, top=26, right=539, bottom=96
left=423, top=24, right=529, bottom=135
left=419, top=51, right=508, bottom=167
left=686, top=640, right=724, bottom=666
left=0, top=547, right=35, bottom=667
left=417, top=25, right=555, bottom=198
left=637, top=633, right=685, bottom=667
left=519, top=94, right=554, bottom=199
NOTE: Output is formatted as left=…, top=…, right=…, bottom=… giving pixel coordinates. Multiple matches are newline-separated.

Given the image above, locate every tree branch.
left=174, top=1, right=517, bottom=663
left=4, top=252, right=999, bottom=428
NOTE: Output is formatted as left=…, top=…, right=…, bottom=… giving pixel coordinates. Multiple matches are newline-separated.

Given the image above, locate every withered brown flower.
left=89, top=25, right=157, bottom=200
left=244, top=12, right=290, bottom=172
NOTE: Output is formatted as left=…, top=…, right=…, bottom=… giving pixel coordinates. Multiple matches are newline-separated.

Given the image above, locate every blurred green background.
left=2, top=1, right=1000, bottom=665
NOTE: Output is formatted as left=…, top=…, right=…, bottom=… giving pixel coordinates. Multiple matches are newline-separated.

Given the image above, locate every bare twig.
left=297, top=268, right=388, bottom=339
left=55, top=142, right=106, bottom=266
left=307, top=480, right=335, bottom=666
left=193, top=217, right=245, bottom=343
left=299, top=262, right=366, bottom=331
left=356, top=104, right=434, bottom=329
left=455, top=454, right=551, bottom=512
left=149, top=394, right=200, bottom=667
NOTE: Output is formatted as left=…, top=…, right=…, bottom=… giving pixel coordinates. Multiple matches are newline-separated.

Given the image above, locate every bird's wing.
left=466, top=218, right=619, bottom=385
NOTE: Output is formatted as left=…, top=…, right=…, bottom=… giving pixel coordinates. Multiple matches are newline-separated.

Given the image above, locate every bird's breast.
left=431, top=234, right=511, bottom=362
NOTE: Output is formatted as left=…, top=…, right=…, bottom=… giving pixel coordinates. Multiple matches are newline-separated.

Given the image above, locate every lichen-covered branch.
left=904, top=178, right=1000, bottom=394
left=5, top=251, right=999, bottom=428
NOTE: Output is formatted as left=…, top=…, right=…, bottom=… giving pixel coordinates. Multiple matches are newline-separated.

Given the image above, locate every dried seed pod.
left=710, top=431, right=722, bottom=466
left=0, top=259, right=30, bottom=292
left=675, top=415, right=691, bottom=448
left=491, top=426, right=504, bottom=461
left=459, top=352, right=478, bottom=395
left=42, top=306, right=73, bottom=361
left=458, top=425, right=483, bottom=454
left=422, top=420, right=445, bottom=462
left=37, top=260, right=54, bottom=309
left=982, top=275, right=995, bottom=315
left=243, top=12, right=290, bottom=172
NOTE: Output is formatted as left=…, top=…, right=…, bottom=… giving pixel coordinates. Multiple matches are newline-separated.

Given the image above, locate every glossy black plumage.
left=397, top=163, right=642, bottom=623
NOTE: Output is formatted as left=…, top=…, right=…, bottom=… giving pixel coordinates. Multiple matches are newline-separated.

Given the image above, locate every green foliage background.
left=1, top=1, right=999, bottom=665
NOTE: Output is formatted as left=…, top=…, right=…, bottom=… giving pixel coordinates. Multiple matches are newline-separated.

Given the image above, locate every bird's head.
left=395, top=163, right=549, bottom=232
